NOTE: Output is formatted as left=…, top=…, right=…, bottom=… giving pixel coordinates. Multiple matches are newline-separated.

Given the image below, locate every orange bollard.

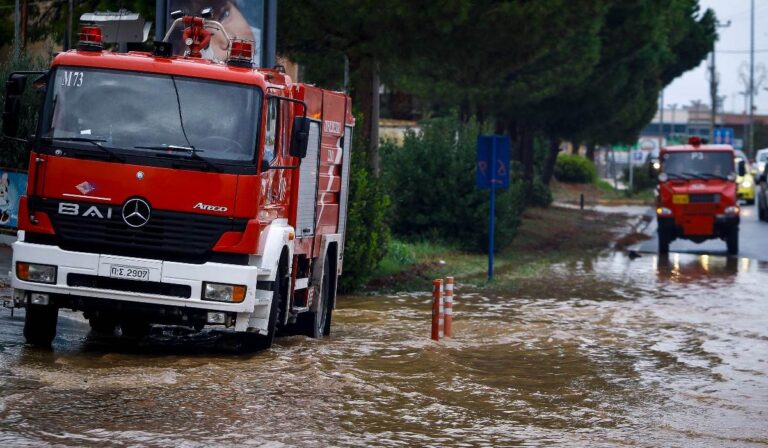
left=444, top=276, right=454, bottom=338
left=431, top=279, right=442, bottom=341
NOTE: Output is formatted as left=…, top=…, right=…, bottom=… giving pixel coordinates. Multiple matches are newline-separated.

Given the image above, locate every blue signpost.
left=713, top=127, right=734, bottom=145
left=476, top=135, right=511, bottom=281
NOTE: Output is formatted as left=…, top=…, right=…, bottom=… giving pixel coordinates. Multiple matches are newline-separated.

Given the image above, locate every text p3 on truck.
left=2, top=13, right=354, bottom=350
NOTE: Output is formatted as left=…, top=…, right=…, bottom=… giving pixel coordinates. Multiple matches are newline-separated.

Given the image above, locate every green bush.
left=622, top=164, right=655, bottom=193
left=382, top=116, right=525, bottom=252
left=554, top=153, right=596, bottom=183
left=0, top=45, right=54, bottom=169
left=338, top=139, right=391, bottom=292
left=528, top=179, right=553, bottom=207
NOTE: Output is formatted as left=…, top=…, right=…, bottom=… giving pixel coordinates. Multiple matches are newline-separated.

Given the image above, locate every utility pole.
left=669, top=103, right=678, bottom=142
left=65, top=0, right=73, bottom=51
left=748, top=0, right=755, bottom=156
left=710, top=20, right=731, bottom=142
left=659, top=90, right=665, bottom=149
left=13, top=0, right=19, bottom=61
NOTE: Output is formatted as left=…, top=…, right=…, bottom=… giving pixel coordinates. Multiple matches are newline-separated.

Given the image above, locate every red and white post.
left=431, top=279, right=443, bottom=341
left=444, top=276, right=454, bottom=338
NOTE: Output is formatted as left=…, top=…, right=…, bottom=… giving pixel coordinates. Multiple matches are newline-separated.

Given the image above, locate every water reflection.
left=655, top=253, right=739, bottom=284
left=0, top=251, right=767, bottom=447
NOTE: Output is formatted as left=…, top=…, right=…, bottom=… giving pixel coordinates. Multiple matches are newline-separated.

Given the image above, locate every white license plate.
left=109, top=265, right=150, bottom=281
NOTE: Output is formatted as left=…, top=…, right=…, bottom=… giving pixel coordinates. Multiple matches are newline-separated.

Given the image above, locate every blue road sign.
left=713, top=127, right=734, bottom=145
left=476, top=134, right=511, bottom=282
left=476, top=135, right=510, bottom=189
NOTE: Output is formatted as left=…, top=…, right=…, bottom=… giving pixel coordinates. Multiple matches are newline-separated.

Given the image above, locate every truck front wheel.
left=658, top=228, right=671, bottom=254
left=726, top=227, right=739, bottom=255
left=23, top=304, right=58, bottom=348
left=241, top=259, right=288, bottom=352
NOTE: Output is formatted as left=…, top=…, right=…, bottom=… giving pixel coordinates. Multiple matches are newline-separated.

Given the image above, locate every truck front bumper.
left=658, top=215, right=739, bottom=241
left=10, top=240, right=267, bottom=330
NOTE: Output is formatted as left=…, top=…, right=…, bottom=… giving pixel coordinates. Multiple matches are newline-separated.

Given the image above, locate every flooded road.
left=1, top=251, right=767, bottom=447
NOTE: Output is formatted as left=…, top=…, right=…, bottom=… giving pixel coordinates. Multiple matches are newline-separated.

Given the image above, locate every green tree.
left=278, top=1, right=469, bottom=176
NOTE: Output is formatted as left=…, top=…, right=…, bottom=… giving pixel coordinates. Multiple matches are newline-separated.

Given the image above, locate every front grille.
left=689, top=194, right=720, bottom=203
left=34, top=198, right=247, bottom=263
left=67, top=273, right=192, bottom=298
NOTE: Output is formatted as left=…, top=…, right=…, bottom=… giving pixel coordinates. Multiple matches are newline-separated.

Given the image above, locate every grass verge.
left=364, top=206, right=631, bottom=293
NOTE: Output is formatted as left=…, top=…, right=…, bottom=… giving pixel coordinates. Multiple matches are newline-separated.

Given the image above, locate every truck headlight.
left=742, top=180, right=753, bottom=188
left=724, top=206, right=740, bottom=216
left=16, top=262, right=57, bottom=284
left=656, top=207, right=673, bottom=217
left=202, top=282, right=246, bottom=303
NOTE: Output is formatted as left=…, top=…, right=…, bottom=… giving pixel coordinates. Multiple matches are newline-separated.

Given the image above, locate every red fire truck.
left=2, top=13, right=354, bottom=349
left=653, top=136, right=745, bottom=255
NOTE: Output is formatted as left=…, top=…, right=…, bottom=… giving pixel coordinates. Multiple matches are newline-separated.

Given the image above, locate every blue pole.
left=489, top=137, right=496, bottom=281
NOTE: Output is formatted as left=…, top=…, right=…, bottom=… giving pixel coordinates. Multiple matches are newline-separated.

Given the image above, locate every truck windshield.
left=662, top=151, right=735, bottom=179
left=41, top=67, right=261, bottom=163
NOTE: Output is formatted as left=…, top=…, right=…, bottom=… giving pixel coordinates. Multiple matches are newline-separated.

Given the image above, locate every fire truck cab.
left=653, top=136, right=745, bottom=255
left=2, top=16, right=354, bottom=350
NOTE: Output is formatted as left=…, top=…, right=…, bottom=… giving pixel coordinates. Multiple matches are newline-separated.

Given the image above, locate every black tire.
left=746, top=199, right=755, bottom=205
left=759, top=197, right=768, bottom=221
left=241, top=259, right=287, bottom=352
left=298, top=255, right=334, bottom=338
left=23, top=304, right=58, bottom=348
left=658, top=228, right=670, bottom=254
left=88, top=316, right=117, bottom=335
left=726, top=227, right=739, bottom=255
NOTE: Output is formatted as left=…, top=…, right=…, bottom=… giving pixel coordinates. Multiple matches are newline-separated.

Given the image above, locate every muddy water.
left=1, top=252, right=767, bottom=447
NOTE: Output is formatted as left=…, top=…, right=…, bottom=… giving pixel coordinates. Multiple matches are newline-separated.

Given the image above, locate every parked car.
left=734, top=150, right=756, bottom=204
left=755, top=148, right=768, bottom=177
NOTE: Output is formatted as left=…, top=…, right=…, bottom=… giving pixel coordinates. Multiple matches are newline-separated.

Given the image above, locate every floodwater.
left=1, top=252, right=767, bottom=447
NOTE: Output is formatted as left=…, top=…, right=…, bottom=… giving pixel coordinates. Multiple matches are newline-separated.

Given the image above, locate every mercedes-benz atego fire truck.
left=2, top=13, right=354, bottom=349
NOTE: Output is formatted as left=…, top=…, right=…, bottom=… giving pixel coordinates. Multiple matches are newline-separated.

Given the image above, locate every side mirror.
left=738, top=160, right=746, bottom=177
left=648, top=158, right=660, bottom=179
left=289, top=116, right=310, bottom=159
left=2, top=74, right=27, bottom=138
left=760, top=171, right=767, bottom=184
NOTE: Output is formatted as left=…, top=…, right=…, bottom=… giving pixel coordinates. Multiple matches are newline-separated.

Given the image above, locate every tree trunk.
left=520, top=127, right=534, bottom=183
left=586, top=142, right=595, bottom=161
left=542, top=138, right=561, bottom=185
left=355, top=59, right=381, bottom=177
left=21, top=0, right=28, bottom=48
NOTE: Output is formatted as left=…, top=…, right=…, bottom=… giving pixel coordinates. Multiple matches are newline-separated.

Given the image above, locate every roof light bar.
left=227, top=39, right=254, bottom=68
left=77, top=25, right=103, bottom=51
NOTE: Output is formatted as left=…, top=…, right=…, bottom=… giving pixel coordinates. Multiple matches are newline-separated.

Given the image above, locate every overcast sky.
left=664, top=0, right=768, bottom=113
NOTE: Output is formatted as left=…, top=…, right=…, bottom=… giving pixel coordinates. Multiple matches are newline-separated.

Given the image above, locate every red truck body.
left=655, top=137, right=741, bottom=254
left=6, top=19, right=354, bottom=349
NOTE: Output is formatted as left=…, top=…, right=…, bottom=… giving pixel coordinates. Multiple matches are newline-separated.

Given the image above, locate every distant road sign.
left=714, top=127, right=734, bottom=145
left=476, top=135, right=510, bottom=189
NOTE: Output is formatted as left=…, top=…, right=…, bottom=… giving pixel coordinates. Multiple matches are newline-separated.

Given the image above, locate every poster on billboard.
left=0, top=170, right=28, bottom=229
left=167, top=0, right=264, bottom=65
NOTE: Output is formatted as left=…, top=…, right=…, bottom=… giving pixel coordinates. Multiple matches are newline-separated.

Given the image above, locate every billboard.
left=0, top=170, right=28, bottom=229
left=167, top=0, right=265, bottom=65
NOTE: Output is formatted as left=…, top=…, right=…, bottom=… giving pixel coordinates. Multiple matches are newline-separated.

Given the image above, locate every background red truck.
left=653, top=136, right=745, bottom=255
left=2, top=14, right=354, bottom=350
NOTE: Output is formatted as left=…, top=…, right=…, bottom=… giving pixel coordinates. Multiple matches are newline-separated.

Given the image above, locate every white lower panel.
left=11, top=241, right=260, bottom=315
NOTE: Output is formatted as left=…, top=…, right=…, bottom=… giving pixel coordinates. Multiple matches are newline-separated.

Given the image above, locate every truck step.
left=294, top=278, right=309, bottom=290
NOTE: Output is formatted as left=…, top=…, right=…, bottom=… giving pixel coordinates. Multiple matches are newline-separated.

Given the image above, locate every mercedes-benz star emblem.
left=122, top=198, right=151, bottom=228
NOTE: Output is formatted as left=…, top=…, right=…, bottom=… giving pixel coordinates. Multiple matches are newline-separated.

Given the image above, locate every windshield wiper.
left=681, top=171, right=707, bottom=180
left=696, top=172, right=729, bottom=180
left=134, top=145, right=218, bottom=171
left=43, top=136, right=124, bottom=162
